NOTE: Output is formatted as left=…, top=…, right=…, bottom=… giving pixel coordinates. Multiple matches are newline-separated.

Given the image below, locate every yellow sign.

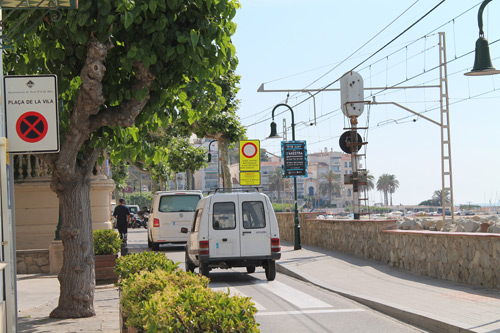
left=240, top=172, right=261, bottom=186
left=239, top=140, right=260, bottom=171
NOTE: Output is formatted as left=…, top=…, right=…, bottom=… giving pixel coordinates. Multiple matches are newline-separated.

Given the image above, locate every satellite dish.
left=339, top=131, right=363, bottom=154
left=340, top=71, right=364, bottom=117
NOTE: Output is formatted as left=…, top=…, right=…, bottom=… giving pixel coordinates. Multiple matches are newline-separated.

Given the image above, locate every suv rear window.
left=158, top=195, right=200, bottom=212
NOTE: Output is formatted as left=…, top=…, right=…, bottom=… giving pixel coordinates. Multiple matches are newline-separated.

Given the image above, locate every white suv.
left=181, top=190, right=281, bottom=281
left=148, top=191, right=203, bottom=251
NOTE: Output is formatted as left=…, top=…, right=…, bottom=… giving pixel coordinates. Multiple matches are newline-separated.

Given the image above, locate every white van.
left=148, top=191, right=203, bottom=251
left=182, top=190, right=281, bottom=281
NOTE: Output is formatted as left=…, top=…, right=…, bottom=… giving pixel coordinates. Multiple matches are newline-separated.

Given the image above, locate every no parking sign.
left=4, top=75, right=59, bottom=153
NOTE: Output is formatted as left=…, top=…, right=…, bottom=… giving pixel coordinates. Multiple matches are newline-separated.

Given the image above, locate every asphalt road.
left=126, top=229, right=425, bottom=332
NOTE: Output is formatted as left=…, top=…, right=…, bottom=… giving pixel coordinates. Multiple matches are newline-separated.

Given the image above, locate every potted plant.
left=93, top=229, right=122, bottom=284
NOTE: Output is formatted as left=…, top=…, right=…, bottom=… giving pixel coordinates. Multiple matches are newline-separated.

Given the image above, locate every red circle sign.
left=242, top=142, right=257, bottom=158
left=16, top=111, right=48, bottom=143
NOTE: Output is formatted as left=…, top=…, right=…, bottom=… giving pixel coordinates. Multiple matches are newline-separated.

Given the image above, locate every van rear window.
left=242, top=201, right=266, bottom=229
left=213, top=202, right=236, bottom=230
left=158, top=195, right=200, bottom=212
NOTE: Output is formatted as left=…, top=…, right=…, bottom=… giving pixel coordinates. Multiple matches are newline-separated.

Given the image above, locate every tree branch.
left=89, top=61, right=155, bottom=131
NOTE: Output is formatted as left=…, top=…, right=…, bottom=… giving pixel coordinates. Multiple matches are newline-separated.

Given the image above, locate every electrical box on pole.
left=340, top=71, right=364, bottom=117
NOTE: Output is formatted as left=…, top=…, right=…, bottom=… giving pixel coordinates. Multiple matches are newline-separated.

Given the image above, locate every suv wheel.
left=265, top=260, right=276, bottom=281
left=185, top=252, right=195, bottom=273
left=246, top=266, right=256, bottom=274
left=199, top=263, right=210, bottom=277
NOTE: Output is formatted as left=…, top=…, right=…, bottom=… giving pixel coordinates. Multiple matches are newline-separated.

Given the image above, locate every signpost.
left=4, top=75, right=59, bottom=153
left=282, top=141, right=307, bottom=177
left=239, top=140, right=260, bottom=186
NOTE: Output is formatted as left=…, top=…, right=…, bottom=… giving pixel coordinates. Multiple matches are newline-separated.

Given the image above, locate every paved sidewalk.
left=15, top=244, right=500, bottom=332
left=278, top=243, right=500, bottom=333
left=17, top=275, right=120, bottom=332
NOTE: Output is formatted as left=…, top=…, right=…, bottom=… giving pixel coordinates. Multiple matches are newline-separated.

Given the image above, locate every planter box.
left=95, top=254, right=118, bottom=284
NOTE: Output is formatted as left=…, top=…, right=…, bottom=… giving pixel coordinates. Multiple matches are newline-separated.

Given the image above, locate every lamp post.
left=269, top=103, right=301, bottom=250
left=207, top=140, right=217, bottom=162
left=465, top=0, right=500, bottom=76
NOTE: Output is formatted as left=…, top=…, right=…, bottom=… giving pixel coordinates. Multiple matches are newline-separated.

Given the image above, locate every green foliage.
left=3, top=0, right=241, bottom=167
left=418, top=199, right=438, bottom=206
left=111, top=161, right=129, bottom=192
left=122, top=191, right=153, bottom=209
left=167, top=137, right=207, bottom=174
left=121, top=269, right=259, bottom=332
left=120, top=269, right=208, bottom=327
left=93, top=229, right=121, bottom=255
left=115, top=252, right=179, bottom=282
left=272, top=203, right=293, bottom=212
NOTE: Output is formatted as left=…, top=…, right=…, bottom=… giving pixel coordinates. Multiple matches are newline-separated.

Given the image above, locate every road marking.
left=211, top=283, right=266, bottom=311
left=255, top=309, right=365, bottom=316
left=256, top=280, right=332, bottom=309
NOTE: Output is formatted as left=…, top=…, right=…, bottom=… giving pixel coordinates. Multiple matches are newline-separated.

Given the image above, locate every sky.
left=231, top=0, right=500, bottom=207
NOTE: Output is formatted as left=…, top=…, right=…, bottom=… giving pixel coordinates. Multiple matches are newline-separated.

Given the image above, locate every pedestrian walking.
left=113, top=198, right=131, bottom=243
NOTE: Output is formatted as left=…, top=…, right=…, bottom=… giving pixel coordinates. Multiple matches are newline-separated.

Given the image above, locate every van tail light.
left=199, top=240, right=209, bottom=255
left=153, top=218, right=160, bottom=227
left=271, top=238, right=281, bottom=253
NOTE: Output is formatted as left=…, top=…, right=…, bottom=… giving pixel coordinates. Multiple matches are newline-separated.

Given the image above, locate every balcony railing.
left=13, top=154, right=108, bottom=181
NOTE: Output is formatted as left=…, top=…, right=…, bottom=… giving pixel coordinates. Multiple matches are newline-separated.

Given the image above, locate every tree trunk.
left=50, top=175, right=95, bottom=318
left=219, top=139, right=232, bottom=189
left=113, top=189, right=121, bottom=203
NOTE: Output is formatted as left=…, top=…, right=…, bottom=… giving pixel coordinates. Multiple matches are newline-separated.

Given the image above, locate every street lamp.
left=465, top=0, right=500, bottom=76
left=207, top=140, right=217, bottom=162
left=269, top=103, right=301, bottom=250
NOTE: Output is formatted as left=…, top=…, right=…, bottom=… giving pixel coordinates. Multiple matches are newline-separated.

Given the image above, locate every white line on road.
left=255, top=309, right=365, bottom=316
left=256, top=280, right=332, bottom=309
left=211, top=283, right=267, bottom=311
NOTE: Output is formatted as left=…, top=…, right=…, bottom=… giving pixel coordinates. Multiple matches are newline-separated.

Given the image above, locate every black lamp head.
left=268, top=121, right=281, bottom=139
left=465, top=37, right=500, bottom=76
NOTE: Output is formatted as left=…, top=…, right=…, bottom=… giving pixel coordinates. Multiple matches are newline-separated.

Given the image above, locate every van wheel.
left=185, top=253, right=195, bottom=273
left=265, top=260, right=276, bottom=281
left=200, top=263, right=210, bottom=277
left=152, top=242, right=160, bottom=251
left=246, top=266, right=256, bottom=274
left=147, top=234, right=152, bottom=249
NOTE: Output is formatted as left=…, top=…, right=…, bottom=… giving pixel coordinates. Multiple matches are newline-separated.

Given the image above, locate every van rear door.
left=209, top=195, right=241, bottom=258
left=239, top=195, right=271, bottom=257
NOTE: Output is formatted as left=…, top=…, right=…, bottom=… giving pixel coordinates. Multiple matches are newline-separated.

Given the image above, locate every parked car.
left=148, top=191, right=203, bottom=251
left=182, top=189, right=281, bottom=281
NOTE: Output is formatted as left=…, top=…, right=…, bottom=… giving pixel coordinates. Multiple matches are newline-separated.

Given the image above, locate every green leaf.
left=178, top=91, right=187, bottom=102
left=127, top=46, right=138, bottom=58
left=176, top=44, right=185, bottom=55
left=124, top=11, right=134, bottom=29
left=190, top=30, right=199, bottom=48
left=149, top=1, right=157, bottom=13
left=167, top=0, right=178, bottom=10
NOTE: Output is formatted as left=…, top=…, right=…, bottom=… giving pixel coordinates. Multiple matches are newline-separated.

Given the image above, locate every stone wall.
left=276, top=213, right=500, bottom=290
left=15, top=176, right=115, bottom=250
left=16, top=250, right=50, bottom=274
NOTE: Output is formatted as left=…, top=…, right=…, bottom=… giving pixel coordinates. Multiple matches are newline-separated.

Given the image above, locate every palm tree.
left=388, top=174, right=399, bottom=206
left=268, top=168, right=284, bottom=199
left=319, top=171, right=341, bottom=205
left=376, top=174, right=390, bottom=206
left=360, top=170, right=375, bottom=192
left=376, top=174, right=399, bottom=206
left=432, top=189, right=450, bottom=206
